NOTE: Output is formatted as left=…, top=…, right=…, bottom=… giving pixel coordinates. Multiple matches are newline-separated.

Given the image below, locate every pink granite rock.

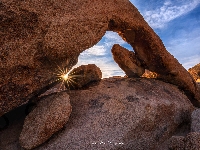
left=19, top=92, right=72, bottom=149
left=0, top=0, right=199, bottom=118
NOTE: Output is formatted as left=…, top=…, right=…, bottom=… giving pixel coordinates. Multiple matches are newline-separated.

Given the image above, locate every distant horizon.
left=73, top=0, right=200, bottom=78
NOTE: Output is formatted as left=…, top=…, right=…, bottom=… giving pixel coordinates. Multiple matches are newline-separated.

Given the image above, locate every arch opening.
left=72, top=31, right=133, bottom=78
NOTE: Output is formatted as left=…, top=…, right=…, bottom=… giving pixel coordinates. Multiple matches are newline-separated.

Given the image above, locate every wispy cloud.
left=80, top=32, right=126, bottom=57
left=73, top=56, right=125, bottom=78
left=103, top=32, right=126, bottom=47
left=143, top=0, right=200, bottom=28
left=165, top=27, right=200, bottom=69
left=180, top=55, right=200, bottom=69
left=80, top=45, right=106, bottom=56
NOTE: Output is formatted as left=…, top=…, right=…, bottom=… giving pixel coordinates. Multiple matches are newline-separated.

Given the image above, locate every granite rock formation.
left=0, top=0, right=200, bottom=117
left=19, top=92, right=72, bottom=149
left=191, top=108, right=200, bottom=132
left=167, top=133, right=200, bottom=150
left=185, top=132, right=200, bottom=150
left=0, top=77, right=194, bottom=150
left=66, top=64, right=102, bottom=89
left=166, top=108, right=200, bottom=150
left=188, top=63, right=200, bottom=81
left=111, top=44, right=145, bottom=77
left=168, top=136, right=185, bottom=150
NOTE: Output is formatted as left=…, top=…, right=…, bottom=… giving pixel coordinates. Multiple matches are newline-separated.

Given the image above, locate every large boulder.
left=111, top=44, right=145, bottom=77
left=0, top=0, right=199, bottom=117
left=34, top=78, right=193, bottom=150
left=19, top=92, right=72, bottom=150
left=66, top=64, right=102, bottom=89
left=0, top=77, right=195, bottom=149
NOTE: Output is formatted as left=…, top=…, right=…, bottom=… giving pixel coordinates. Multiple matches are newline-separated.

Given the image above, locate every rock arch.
left=0, top=0, right=199, bottom=116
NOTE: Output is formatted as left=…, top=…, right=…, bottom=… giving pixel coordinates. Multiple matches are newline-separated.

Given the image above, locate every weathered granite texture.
left=168, top=136, right=185, bottom=150
left=19, top=92, right=72, bottom=149
left=191, top=108, right=200, bottom=132
left=111, top=44, right=145, bottom=77
left=0, top=0, right=199, bottom=117
left=0, top=77, right=194, bottom=150
left=66, top=64, right=102, bottom=89
left=185, top=132, right=200, bottom=150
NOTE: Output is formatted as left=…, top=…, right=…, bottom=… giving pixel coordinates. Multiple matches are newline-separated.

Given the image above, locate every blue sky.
left=74, top=0, right=200, bottom=78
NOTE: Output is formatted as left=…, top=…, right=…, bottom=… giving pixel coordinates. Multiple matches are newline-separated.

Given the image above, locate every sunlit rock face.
left=188, top=63, right=200, bottom=81
left=0, top=0, right=199, bottom=116
left=142, top=70, right=158, bottom=79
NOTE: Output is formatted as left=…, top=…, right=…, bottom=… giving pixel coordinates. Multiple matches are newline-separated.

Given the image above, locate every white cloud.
left=80, top=45, right=106, bottom=56
left=104, top=32, right=126, bottom=47
left=73, top=56, right=125, bottom=78
left=165, top=32, right=200, bottom=70
left=180, top=55, right=200, bottom=70
left=143, top=0, right=200, bottom=28
left=80, top=31, right=126, bottom=57
left=76, top=31, right=127, bottom=78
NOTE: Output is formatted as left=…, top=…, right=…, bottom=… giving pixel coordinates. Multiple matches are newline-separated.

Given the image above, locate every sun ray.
left=52, top=63, right=86, bottom=90
left=68, top=78, right=76, bottom=88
